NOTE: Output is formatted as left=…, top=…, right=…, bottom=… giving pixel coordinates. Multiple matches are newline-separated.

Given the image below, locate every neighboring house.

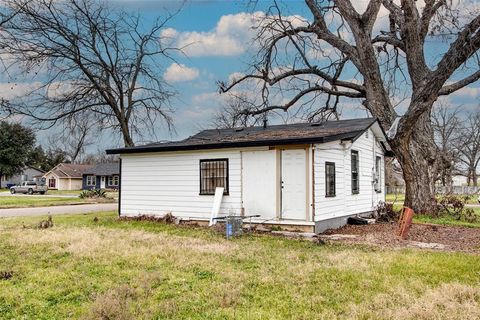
left=82, top=163, right=120, bottom=190
left=43, top=163, right=94, bottom=190
left=107, top=118, right=393, bottom=233
left=1, top=167, right=45, bottom=187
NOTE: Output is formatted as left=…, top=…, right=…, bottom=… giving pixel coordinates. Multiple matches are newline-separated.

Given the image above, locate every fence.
left=387, top=186, right=480, bottom=195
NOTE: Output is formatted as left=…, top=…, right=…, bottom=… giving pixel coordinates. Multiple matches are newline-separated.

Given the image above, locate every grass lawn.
left=414, top=213, right=480, bottom=228
left=45, top=190, right=83, bottom=195
left=387, top=193, right=480, bottom=205
left=391, top=202, right=480, bottom=228
left=47, top=189, right=119, bottom=199
left=390, top=203, right=480, bottom=228
left=386, top=193, right=406, bottom=203
left=0, top=212, right=479, bottom=319
left=0, top=196, right=91, bottom=209
left=0, top=196, right=116, bottom=209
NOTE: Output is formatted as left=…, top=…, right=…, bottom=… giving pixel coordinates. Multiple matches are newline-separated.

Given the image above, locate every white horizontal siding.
left=314, top=141, right=347, bottom=220
left=314, top=129, right=386, bottom=221
left=120, top=149, right=243, bottom=219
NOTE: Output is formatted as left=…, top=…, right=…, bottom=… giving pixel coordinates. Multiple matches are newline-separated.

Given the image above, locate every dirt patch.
left=322, top=222, right=480, bottom=253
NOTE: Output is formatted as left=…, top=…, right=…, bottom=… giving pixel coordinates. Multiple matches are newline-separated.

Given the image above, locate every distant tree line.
left=0, top=120, right=118, bottom=188
left=432, top=104, right=480, bottom=187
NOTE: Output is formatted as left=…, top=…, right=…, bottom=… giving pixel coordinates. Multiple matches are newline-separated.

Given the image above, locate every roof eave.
left=107, top=136, right=342, bottom=155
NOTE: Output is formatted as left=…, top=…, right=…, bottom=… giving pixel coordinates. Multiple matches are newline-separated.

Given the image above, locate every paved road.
left=0, top=203, right=118, bottom=218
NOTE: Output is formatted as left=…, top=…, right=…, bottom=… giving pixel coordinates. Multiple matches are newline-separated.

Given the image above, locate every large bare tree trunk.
left=393, top=113, right=438, bottom=214
left=218, top=0, right=480, bottom=216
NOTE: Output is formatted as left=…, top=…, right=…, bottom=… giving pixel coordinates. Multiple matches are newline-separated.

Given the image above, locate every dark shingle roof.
left=106, top=118, right=379, bottom=155
left=84, top=163, right=119, bottom=176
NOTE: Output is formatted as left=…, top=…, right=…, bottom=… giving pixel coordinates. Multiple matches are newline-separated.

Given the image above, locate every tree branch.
left=439, top=70, right=480, bottom=96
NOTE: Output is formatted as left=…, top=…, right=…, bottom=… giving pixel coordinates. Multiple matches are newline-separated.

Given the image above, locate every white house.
left=107, top=118, right=393, bottom=233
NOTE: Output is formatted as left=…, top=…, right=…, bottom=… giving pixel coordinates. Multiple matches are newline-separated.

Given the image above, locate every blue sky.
left=2, top=0, right=479, bottom=151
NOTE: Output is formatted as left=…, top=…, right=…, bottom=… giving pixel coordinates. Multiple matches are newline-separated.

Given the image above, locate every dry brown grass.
left=10, top=226, right=237, bottom=260
left=1, top=212, right=479, bottom=319
left=348, top=283, right=480, bottom=319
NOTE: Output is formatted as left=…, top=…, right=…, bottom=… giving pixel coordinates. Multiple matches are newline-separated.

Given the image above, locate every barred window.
left=86, top=176, right=96, bottom=186
left=325, top=162, right=336, bottom=197
left=351, top=150, right=359, bottom=194
left=199, top=159, right=229, bottom=195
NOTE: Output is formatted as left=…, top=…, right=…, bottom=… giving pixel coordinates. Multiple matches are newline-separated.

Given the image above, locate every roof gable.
left=46, top=163, right=94, bottom=178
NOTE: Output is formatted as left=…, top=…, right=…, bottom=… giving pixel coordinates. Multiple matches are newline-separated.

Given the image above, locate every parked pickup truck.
left=10, top=181, right=48, bottom=195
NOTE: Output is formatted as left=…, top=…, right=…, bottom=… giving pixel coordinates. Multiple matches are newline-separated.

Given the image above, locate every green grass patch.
left=0, top=212, right=479, bottom=319
left=387, top=193, right=480, bottom=205
left=392, top=203, right=480, bottom=228
left=44, top=190, right=83, bottom=195
left=0, top=196, right=91, bottom=209
left=386, top=193, right=406, bottom=203
left=414, top=213, right=480, bottom=228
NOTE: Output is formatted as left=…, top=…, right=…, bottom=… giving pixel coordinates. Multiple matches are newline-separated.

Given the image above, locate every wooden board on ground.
left=209, top=187, right=224, bottom=226
left=397, top=207, right=414, bottom=239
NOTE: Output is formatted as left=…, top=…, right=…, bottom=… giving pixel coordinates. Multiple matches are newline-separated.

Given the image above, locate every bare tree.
left=212, top=94, right=262, bottom=129
left=220, top=0, right=480, bottom=214
left=456, top=111, right=480, bottom=186
left=0, top=0, right=180, bottom=147
left=83, top=148, right=119, bottom=165
left=431, top=103, right=462, bottom=188
left=47, top=117, right=95, bottom=163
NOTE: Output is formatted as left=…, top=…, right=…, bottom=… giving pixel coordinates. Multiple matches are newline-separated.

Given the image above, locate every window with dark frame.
left=108, top=175, right=119, bottom=187
left=375, top=156, right=382, bottom=193
left=325, top=162, right=336, bottom=197
left=351, top=150, right=359, bottom=194
left=199, top=159, right=229, bottom=195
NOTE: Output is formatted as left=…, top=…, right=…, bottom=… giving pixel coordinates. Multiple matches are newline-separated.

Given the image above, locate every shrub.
left=436, top=194, right=480, bottom=223
left=375, top=201, right=400, bottom=222
left=79, top=189, right=107, bottom=199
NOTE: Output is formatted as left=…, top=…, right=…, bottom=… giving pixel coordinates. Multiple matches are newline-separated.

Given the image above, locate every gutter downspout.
left=118, top=158, right=122, bottom=217
left=311, top=145, right=315, bottom=222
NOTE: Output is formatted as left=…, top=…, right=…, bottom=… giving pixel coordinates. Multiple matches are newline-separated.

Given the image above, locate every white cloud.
left=163, top=63, right=199, bottom=82
left=455, top=86, right=480, bottom=98
left=0, top=82, right=42, bottom=99
left=162, top=12, right=308, bottom=57
left=191, top=92, right=224, bottom=105
left=228, top=72, right=245, bottom=83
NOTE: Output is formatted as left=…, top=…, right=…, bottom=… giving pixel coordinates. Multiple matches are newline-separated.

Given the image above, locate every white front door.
left=281, top=149, right=307, bottom=220
left=242, top=150, right=277, bottom=220
left=100, top=176, right=106, bottom=189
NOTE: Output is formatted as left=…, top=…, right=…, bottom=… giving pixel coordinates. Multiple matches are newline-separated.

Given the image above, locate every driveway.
left=0, top=203, right=118, bottom=218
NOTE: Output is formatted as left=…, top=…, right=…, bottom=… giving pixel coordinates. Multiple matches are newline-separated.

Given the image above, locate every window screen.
left=375, top=156, right=382, bottom=192
left=325, top=162, right=336, bottom=197
left=199, top=159, right=229, bottom=195
left=351, top=150, right=359, bottom=194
